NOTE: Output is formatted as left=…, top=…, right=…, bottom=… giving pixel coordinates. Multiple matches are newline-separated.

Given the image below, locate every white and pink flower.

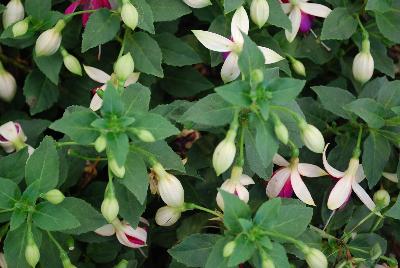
left=280, top=0, right=331, bottom=43
left=323, top=144, right=376, bottom=211
left=192, top=6, right=283, bottom=83
left=95, top=218, right=148, bottom=249
left=266, top=154, right=327, bottom=206
left=0, top=121, right=28, bottom=153
left=65, top=0, right=111, bottom=27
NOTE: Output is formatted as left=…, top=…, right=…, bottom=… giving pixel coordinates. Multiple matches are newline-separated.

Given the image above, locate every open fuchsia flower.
left=323, top=144, right=376, bottom=211
left=65, top=0, right=111, bottom=26
left=0, top=121, right=28, bottom=153
left=266, top=154, right=327, bottom=206
left=280, top=0, right=331, bottom=42
left=95, top=218, right=148, bottom=249
left=83, top=65, right=139, bottom=111
left=192, top=6, right=283, bottom=83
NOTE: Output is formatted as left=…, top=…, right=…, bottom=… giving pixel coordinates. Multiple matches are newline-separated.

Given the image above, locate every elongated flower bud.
left=12, top=16, right=29, bottom=37
left=94, top=135, right=107, bottom=153
left=352, top=39, right=374, bottom=84
left=250, top=0, right=269, bottom=28
left=298, top=120, right=325, bottom=154
left=153, top=163, right=185, bottom=207
left=304, top=248, right=328, bottom=268
left=0, top=66, right=17, bottom=102
left=183, top=0, right=212, bottom=8
left=213, top=130, right=237, bottom=176
left=291, top=59, right=306, bottom=77
left=109, top=157, right=126, bottom=178
left=121, top=0, right=138, bottom=30
left=155, top=206, right=182, bottom=226
left=135, top=129, right=155, bottom=143
left=35, top=19, right=65, bottom=57
left=60, top=252, right=77, bottom=268
left=43, top=189, right=65, bottom=205
left=272, top=114, right=288, bottom=145
left=25, top=233, right=40, bottom=268
left=223, top=241, right=236, bottom=257
left=114, top=53, right=134, bottom=82
left=61, top=48, right=82, bottom=76
left=101, top=183, right=119, bottom=223
left=373, top=189, right=390, bottom=209
left=2, top=0, right=24, bottom=29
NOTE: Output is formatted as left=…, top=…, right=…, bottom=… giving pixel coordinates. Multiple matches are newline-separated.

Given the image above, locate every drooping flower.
left=323, top=144, right=376, bottom=211
left=216, top=166, right=255, bottom=210
left=213, top=129, right=237, bottom=176
left=155, top=205, right=183, bottom=226
left=250, top=0, right=269, bottom=28
left=0, top=121, right=27, bottom=153
left=0, top=63, right=17, bottom=103
left=65, top=0, right=111, bottom=26
left=35, top=19, right=65, bottom=57
left=298, top=120, right=325, bottom=153
left=266, top=154, right=327, bottom=206
left=352, top=39, right=374, bottom=84
left=182, top=0, right=212, bottom=8
left=192, top=7, right=283, bottom=83
left=152, top=163, right=185, bottom=207
left=83, top=65, right=139, bottom=111
left=2, top=0, right=24, bottom=29
left=303, top=247, right=328, bottom=268
left=95, top=218, right=148, bottom=249
left=12, top=17, right=29, bottom=37
left=121, top=0, right=139, bottom=30
left=280, top=0, right=331, bottom=42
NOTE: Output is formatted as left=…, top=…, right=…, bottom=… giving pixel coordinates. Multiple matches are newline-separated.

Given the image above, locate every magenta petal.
left=65, top=1, right=81, bottom=14
left=278, top=178, right=294, bottom=198
left=82, top=13, right=90, bottom=26
left=222, top=51, right=231, bottom=61
left=101, top=0, right=111, bottom=9
left=299, top=12, right=313, bottom=33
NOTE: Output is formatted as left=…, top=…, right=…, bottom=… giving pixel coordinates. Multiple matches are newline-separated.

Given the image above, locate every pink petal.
left=327, top=175, right=352, bottom=210
left=65, top=1, right=81, bottom=14
left=266, top=167, right=291, bottom=198
left=299, top=12, right=313, bottom=33
left=322, top=144, right=345, bottom=179
left=278, top=178, right=293, bottom=198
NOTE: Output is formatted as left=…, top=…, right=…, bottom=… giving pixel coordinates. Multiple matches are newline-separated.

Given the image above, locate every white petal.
left=124, top=72, right=140, bottom=86
left=281, top=3, right=292, bottom=14
left=231, top=6, right=249, bottom=44
left=192, top=30, right=234, bottom=52
left=291, top=169, right=315, bottom=206
left=352, top=181, right=376, bottom=211
left=83, top=65, right=111, bottom=83
left=221, top=53, right=240, bottom=83
left=266, top=168, right=291, bottom=198
left=258, top=46, right=284, bottom=64
left=90, top=93, right=103, bottom=111
left=327, top=175, right=352, bottom=210
left=183, top=0, right=212, bottom=8
left=0, top=122, right=18, bottom=141
left=382, top=172, right=399, bottom=183
left=299, top=2, right=331, bottom=18
left=298, top=163, right=327, bottom=177
left=239, top=174, right=255, bottom=186
left=273, top=154, right=289, bottom=167
left=322, top=144, right=345, bottom=178
left=285, top=7, right=301, bottom=43
left=355, top=164, right=366, bottom=183
left=95, top=224, right=116, bottom=236
left=235, top=184, right=250, bottom=203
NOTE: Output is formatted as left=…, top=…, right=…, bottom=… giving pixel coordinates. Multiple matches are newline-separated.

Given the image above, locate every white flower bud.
left=373, top=189, right=390, bottom=209
left=25, top=235, right=40, bottom=268
left=114, top=53, right=134, bottom=81
left=250, top=0, right=269, bottom=28
left=0, top=68, right=17, bottom=102
left=94, top=135, right=107, bottom=153
left=101, top=196, right=119, bottom=223
left=136, top=129, right=155, bottom=143
left=299, top=121, right=325, bottom=154
left=43, top=189, right=65, bottom=205
left=274, top=121, right=289, bottom=145
left=61, top=49, right=82, bottom=76
left=157, top=172, right=184, bottom=207
left=0, top=121, right=27, bottom=153
left=292, top=59, right=306, bottom=77
left=155, top=206, right=182, bottom=226
left=109, top=158, right=126, bottom=178
left=121, top=0, right=138, bottom=31
left=2, top=0, right=24, bottom=29
left=12, top=17, right=29, bottom=37
left=182, top=0, right=212, bottom=8
left=352, top=39, right=374, bottom=84
left=35, top=20, right=65, bottom=57
left=212, top=130, right=236, bottom=176
left=304, top=248, right=328, bottom=268
left=223, top=241, right=236, bottom=257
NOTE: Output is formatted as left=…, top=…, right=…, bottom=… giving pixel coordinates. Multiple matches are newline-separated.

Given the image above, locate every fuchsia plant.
left=65, top=0, right=111, bottom=26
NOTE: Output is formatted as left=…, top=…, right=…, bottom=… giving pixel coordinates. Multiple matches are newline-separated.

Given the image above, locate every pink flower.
left=65, top=0, right=111, bottom=26
left=323, top=144, right=376, bottom=211
left=0, top=121, right=27, bottom=153
left=95, top=218, right=148, bottom=249
left=266, top=154, right=327, bottom=206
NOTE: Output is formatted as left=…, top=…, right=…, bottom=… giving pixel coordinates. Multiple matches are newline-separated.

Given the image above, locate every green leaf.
left=268, top=78, right=305, bottom=103
left=254, top=119, right=278, bottom=171
left=155, top=33, right=201, bottom=66
left=122, top=83, right=151, bottom=116
left=254, top=198, right=281, bottom=228
left=224, top=0, right=244, bottom=13
left=131, top=113, right=179, bottom=140
left=125, top=31, right=164, bottom=77
left=268, top=243, right=290, bottom=268
left=181, top=93, right=235, bottom=126
left=25, top=0, right=51, bottom=20
left=205, top=237, right=230, bottom=268
left=267, top=0, right=291, bottom=31
left=238, top=35, right=265, bottom=78
left=106, top=132, right=129, bottom=167
left=385, top=194, right=400, bottom=220
left=160, top=67, right=214, bottom=97
left=366, top=0, right=392, bottom=12
left=0, top=178, right=20, bottom=210
left=321, top=8, right=357, bottom=40
left=349, top=234, right=387, bottom=259
left=362, top=132, right=391, bottom=188
left=344, top=98, right=386, bottom=128
left=23, top=70, right=59, bottom=115
left=133, top=0, right=155, bottom=33
left=168, top=234, right=221, bottom=267
left=25, top=136, right=59, bottom=192
left=312, top=86, right=356, bottom=119
left=228, top=234, right=256, bottom=266
left=101, top=84, right=125, bottom=116
left=121, top=152, right=149, bottom=204
left=376, top=11, right=400, bottom=43
left=50, top=108, right=99, bottom=145
left=371, top=39, right=395, bottom=78
left=33, top=202, right=80, bottom=231
left=215, top=80, right=252, bottom=107
left=81, top=9, right=120, bottom=52
left=220, top=191, right=251, bottom=233
left=377, top=80, right=400, bottom=109
left=148, top=0, right=191, bottom=21
left=10, top=209, right=27, bottom=231
left=33, top=51, right=63, bottom=85
left=59, top=197, right=106, bottom=235
left=0, top=149, right=29, bottom=183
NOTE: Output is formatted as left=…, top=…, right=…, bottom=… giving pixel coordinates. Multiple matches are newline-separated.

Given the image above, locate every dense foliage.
left=0, top=0, right=399, bottom=267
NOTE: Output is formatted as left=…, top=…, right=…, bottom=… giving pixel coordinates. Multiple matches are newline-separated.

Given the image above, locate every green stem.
left=118, top=28, right=130, bottom=58
left=65, top=9, right=103, bottom=19
left=270, top=105, right=302, bottom=124
left=343, top=211, right=374, bottom=239
left=67, top=149, right=107, bottom=161
left=47, top=231, right=65, bottom=253
left=352, top=126, right=363, bottom=158
left=0, top=208, right=15, bottom=213
left=56, top=141, right=81, bottom=147
left=185, top=203, right=222, bottom=218
left=236, top=123, right=245, bottom=167
left=130, top=145, right=158, bottom=166
left=261, top=229, right=306, bottom=249
left=355, top=15, right=369, bottom=40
